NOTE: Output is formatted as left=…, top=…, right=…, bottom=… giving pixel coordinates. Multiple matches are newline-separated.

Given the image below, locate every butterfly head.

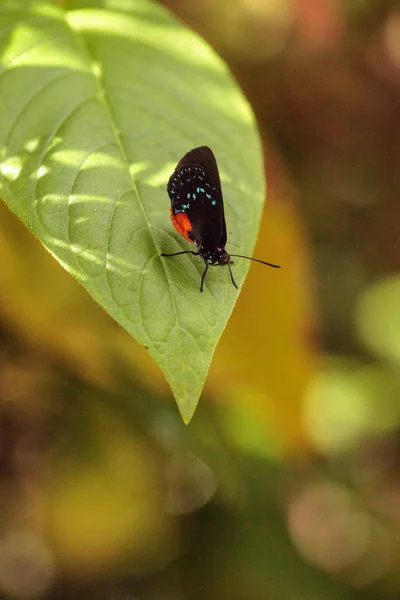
left=199, top=246, right=230, bottom=266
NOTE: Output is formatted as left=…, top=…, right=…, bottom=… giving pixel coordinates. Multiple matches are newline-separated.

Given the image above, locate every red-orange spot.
left=170, top=208, right=193, bottom=243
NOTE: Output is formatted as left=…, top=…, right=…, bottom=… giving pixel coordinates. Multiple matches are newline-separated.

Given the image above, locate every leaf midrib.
left=68, top=14, right=188, bottom=400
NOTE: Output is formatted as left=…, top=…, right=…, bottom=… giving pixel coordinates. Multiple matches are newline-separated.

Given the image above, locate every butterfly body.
left=162, top=146, right=280, bottom=291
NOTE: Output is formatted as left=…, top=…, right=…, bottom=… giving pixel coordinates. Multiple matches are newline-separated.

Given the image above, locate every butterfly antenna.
left=229, top=254, right=280, bottom=268
left=227, top=262, right=238, bottom=289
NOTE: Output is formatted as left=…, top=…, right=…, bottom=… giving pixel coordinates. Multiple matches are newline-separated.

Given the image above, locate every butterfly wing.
left=167, top=146, right=227, bottom=251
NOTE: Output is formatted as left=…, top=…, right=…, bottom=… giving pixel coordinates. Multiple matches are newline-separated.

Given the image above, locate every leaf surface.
left=0, top=0, right=265, bottom=421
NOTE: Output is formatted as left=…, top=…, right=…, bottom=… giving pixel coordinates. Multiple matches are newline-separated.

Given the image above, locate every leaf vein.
left=3, top=69, right=76, bottom=154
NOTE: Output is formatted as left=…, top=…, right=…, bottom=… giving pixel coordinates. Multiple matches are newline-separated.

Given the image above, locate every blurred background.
left=1, top=0, right=400, bottom=598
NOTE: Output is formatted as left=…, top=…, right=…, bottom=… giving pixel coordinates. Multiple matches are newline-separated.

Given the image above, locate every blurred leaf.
left=355, top=274, right=400, bottom=366
left=303, top=357, right=400, bottom=454
left=0, top=0, right=264, bottom=422
left=45, top=398, right=175, bottom=575
left=209, top=176, right=315, bottom=451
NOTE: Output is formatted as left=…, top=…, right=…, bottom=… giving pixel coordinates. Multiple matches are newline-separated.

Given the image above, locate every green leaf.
left=0, top=0, right=265, bottom=422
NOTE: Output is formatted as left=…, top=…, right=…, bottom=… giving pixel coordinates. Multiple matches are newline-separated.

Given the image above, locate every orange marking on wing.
left=170, top=208, right=193, bottom=243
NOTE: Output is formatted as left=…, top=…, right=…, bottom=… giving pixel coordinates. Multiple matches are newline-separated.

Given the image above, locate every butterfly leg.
left=161, top=251, right=199, bottom=257
left=200, top=263, right=209, bottom=293
left=227, top=262, right=238, bottom=289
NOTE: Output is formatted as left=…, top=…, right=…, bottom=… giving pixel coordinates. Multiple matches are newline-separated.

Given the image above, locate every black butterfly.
left=161, top=146, right=280, bottom=292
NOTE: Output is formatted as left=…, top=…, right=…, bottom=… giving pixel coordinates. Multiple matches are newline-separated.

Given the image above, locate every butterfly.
left=161, top=146, right=280, bottom=292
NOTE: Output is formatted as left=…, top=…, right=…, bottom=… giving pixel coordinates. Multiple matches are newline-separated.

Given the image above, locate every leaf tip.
left=177, top=398, right=198, bottom=425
